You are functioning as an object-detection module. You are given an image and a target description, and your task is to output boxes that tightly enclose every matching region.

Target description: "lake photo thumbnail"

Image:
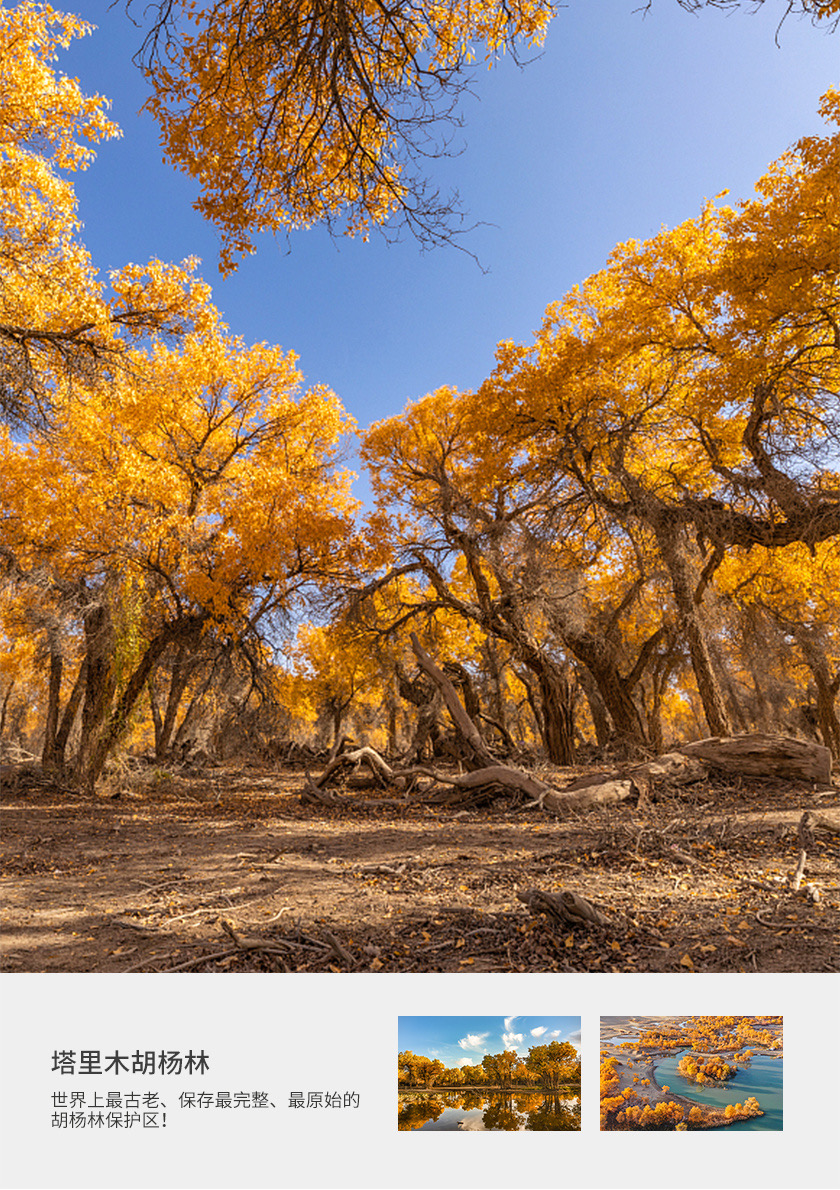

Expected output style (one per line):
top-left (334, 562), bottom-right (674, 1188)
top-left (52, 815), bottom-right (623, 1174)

top-left (399, 1014), bottom-right (581, 1132)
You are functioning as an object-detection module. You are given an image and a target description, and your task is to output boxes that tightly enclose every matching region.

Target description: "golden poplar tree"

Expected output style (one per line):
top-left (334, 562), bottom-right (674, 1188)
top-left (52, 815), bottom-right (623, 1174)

top-left (0, 4), bottom-right (213, 428)
top-left (1, 315), bottom-right (364, 787)
top-left (478, 89), bottom-right (840, 736)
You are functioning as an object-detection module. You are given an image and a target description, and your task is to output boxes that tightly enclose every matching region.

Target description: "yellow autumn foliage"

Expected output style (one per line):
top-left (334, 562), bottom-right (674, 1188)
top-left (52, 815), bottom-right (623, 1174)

top-left (139, 0), bottom-right (554, 270)
top-left (0, 4), bottom-right (220, 427)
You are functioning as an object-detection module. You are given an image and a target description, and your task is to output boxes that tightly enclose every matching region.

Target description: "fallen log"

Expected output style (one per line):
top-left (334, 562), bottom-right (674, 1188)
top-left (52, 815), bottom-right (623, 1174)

top-left (678, 733), bottom-right (832, 784)
top-left (301, 747), bottom-right (435, 802)
top-left (539, 776), bottom-right (637, 815)
top-left (445, 765), bottom-right (556, 800)
top-left (301, 710), bottom-right (834, 819)
top-left (421, 766), bottom-right (640, 814)
top-left (302, 750), bottom-right (640, 814)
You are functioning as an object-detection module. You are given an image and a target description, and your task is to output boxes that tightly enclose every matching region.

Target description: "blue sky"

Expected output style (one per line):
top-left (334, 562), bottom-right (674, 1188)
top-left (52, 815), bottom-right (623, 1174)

top-left (398, 1016), bottom-right (581, 1067)
top-left (62, 2), bottom-right (837, 442)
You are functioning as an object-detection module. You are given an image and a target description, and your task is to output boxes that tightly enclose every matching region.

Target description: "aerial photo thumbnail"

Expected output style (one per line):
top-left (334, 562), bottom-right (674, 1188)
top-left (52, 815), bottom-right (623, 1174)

top-left (600, 1016), bottom-right (782, 1131)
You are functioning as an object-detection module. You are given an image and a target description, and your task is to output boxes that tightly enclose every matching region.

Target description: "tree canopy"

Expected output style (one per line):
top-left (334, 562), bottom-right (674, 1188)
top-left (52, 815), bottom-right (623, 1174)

top-left (134, 0), bottom-right (555, 271)
top-left (0, 4), bottom-right (214, 428)
top-left (357, 88), bottom-right (839, 749)
top-left (0, 4), bottom-right (369, 785)
top-left (129, 0), bottom-right (837, 270)
top-left (0, 312), bottom-right (365, 785)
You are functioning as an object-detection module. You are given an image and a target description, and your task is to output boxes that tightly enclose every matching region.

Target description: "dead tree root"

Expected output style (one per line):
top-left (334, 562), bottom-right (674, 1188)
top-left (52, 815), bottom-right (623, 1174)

top-left (517, 887), bottom-right (612, 929)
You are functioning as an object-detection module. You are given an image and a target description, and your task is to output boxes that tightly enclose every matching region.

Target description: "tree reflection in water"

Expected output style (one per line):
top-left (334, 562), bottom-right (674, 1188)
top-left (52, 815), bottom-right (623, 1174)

top-left (397, 1097), bottom-right (446, 1130)
top-left (398, 1091), bottom-right (581, 1131)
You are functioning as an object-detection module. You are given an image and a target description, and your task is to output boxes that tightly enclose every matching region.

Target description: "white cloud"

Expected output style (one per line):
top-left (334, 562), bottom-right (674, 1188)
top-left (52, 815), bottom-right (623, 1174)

top-left (503, 1016), bottom-right (519, 1032)
top-left (456, 1057), bottom-right (478, 1068)
top-left (458, 1032), bottom-right (489, 1051)
top-left (530, 1026), bottom-right (548, 1037)
top-left (503, 1032), bottom-right (524, 1051)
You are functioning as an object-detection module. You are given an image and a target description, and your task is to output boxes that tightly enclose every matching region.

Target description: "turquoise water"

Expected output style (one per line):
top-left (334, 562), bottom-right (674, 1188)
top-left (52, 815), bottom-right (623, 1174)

top-left (653, 1050), bottom-right (783, 1131)
top-left (398, 1091), bottom-right (581, 1132)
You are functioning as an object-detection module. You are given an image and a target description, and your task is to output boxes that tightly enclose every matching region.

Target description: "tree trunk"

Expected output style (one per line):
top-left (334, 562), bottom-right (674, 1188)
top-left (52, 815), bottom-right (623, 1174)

top-left (386, 691), bottom-right (398, 754)
top-left (483, 638), bottom-right (509, 741)
top-left (74, 601), bottom-right (117, 786)
top-left (53, 658), bottom-right (86, 769)
top-left (655, 523), bottom-right (731, 736)
top-left (575, 666), bottom-right (612, 748)
top-left (0, 680), bottom-right (14, 740)
top-left (710, 636), bottom-right (749, 732)
top-left (410, 634), bottom-right (496, 769)
top-left (742, 605), bottom-right (772, 731)
top-left (327, 699), bottom-right (346, 753)
top-left (515, 666), bottom-right (541, 735)
top-left (443, 660), bottom-right (482, 724)
top-left (41, 648), bottom-right (63, 768)
top-left (173, 662), bottom-right (217, 748)
top-left (79, 618), bottom-right (203, 790)
top-left (560, 631), bottom-right (648, 748)
top-left (148, 675), bottom-right (163, 754)
top-left (645, 642), bottom-right (678, 757)
top-left (536, 664), bottom-right (575, 766)
top-left (794, 626), bottom-right (840, 761)
top-left (154, 643), bottom-right (193, 760)
top-left (157, 676), bottom-right (185, 759)
top-left (401, 689), bottom-right (442, 764)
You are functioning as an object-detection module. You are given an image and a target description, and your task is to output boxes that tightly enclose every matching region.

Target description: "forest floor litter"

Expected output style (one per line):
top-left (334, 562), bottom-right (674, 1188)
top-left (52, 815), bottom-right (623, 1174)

top-left (2, 761), bottom-right (838, 974)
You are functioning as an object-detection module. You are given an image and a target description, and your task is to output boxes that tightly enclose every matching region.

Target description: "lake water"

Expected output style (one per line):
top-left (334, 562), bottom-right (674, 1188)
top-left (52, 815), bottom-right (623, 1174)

top-left (653, 1050), bottom-right (783, 1131)
top-left (398, 1090), bottom-right (581, 1132)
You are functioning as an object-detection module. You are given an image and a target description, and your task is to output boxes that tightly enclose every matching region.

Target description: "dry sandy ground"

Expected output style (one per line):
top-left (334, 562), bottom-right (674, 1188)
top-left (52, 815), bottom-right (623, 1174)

top-left (2, 763), bottom-right (838, 973)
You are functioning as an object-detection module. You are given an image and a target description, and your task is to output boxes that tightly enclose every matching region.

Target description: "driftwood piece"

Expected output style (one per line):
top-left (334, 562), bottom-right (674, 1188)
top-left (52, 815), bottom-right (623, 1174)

top-left (517, 887), bottom-right (611, 928)
top-left (418, 765), bottom-right (558, 809)
top-left (441, 750), bottom-right (708, 816)
top-left (679, 733), bottom-right (832, 784)
top-left (427, 766), bottom-right (637, 814)
top-left (791, 847), bottom-right (808, 893)
top-left (799, 809), bottom-right (840, 836)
